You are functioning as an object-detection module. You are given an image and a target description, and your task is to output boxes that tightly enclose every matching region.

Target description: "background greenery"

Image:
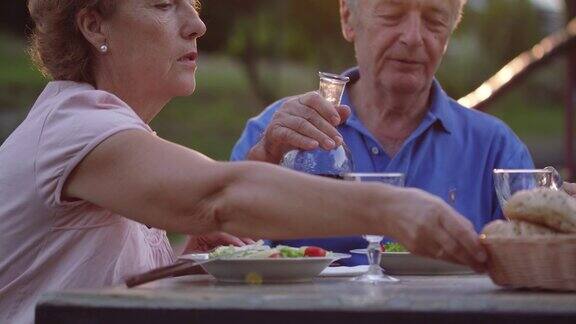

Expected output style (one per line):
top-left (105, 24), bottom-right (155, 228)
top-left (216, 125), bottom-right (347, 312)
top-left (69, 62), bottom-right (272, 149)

top-left (0, 0), bottom-right (570, 166)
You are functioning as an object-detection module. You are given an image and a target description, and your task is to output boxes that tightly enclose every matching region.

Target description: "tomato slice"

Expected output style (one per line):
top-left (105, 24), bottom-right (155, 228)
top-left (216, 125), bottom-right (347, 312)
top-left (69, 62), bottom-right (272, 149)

top-left (304, 246), bottom-right (327, 257)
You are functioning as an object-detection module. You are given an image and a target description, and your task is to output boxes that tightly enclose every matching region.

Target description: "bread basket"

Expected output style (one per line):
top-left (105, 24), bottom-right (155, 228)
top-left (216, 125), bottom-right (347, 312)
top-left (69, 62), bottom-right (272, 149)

top-left (482, 234), bottom-right (576, 291)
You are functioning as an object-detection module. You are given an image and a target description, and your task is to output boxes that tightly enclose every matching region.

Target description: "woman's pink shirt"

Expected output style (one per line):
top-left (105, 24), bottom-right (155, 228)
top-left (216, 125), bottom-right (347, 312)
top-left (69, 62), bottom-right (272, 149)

top-left (0, 81), bottom-right (175, 323)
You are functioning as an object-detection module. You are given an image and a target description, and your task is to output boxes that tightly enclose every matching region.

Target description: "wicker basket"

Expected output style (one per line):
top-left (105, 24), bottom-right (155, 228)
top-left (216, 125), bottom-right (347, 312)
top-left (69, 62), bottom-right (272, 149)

top-left (481, 235), bottom-right (576, 291)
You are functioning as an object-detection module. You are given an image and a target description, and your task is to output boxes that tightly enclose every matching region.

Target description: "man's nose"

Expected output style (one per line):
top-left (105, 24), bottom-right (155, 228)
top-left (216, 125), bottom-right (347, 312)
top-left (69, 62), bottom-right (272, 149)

top-left (399, 14), bottom-right (424, 49)
top-left (181, 5), bottom-right (207, 40)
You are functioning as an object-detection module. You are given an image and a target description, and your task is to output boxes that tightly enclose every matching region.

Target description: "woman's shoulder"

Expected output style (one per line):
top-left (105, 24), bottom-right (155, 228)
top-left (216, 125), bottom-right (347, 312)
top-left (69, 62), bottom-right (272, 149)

top-left (37, 81), bottom-right (147, 129)
top-left (45, 81), bottom-right (131, 113)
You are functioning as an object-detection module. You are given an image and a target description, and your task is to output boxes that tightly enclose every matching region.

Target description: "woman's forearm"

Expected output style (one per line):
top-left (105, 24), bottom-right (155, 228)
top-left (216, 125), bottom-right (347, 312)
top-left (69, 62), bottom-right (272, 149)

top-left (199, 161), bottom-right (396, 240)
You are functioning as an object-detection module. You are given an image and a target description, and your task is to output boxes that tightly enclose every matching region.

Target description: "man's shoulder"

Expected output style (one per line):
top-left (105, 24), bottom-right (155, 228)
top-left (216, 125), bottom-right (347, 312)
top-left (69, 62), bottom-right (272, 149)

top-left (447, 98), bottom-right (514, 136)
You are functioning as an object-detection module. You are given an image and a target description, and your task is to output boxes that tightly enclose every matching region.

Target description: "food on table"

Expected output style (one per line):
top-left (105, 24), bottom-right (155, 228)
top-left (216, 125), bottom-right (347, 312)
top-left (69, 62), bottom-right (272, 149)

top-left (382, 242), bottom-right (407, 252)
top-left (481, 219), bottom-right (559, 237)
top-left (503, 188), bottom-right (576, 233)
top-left (209, 241), bottom-right (329, 259)
top-left (481, 188), bottom-right (576, 291)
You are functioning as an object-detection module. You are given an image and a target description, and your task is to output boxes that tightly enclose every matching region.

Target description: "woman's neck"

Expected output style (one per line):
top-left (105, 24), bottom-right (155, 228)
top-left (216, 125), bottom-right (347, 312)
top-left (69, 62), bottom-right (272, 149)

top-left (94, 71), bottom-right (168, 124)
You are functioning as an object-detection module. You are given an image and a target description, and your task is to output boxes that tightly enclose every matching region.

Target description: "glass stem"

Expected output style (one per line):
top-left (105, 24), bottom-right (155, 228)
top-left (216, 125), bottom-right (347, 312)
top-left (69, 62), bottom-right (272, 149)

top-left (366, 242), bottom-right (382, 275)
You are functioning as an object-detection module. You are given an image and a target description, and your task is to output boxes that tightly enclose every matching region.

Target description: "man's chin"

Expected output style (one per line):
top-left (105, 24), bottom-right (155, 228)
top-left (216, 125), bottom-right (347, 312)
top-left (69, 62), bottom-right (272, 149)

top-left (382, 76), bottom-right (428, 94)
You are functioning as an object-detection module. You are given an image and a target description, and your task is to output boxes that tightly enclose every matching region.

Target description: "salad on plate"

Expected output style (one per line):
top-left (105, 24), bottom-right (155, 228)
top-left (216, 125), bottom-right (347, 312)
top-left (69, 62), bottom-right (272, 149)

top-left (209, 241), bottom-right (329, 259)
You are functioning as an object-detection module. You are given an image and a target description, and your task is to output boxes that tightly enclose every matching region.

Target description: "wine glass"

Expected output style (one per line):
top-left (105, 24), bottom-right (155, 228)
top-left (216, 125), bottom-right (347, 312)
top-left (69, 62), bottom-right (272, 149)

top-left (280, 72), bottom-right (353, 178)
top-left (344, 173), bottom-right (405, 283)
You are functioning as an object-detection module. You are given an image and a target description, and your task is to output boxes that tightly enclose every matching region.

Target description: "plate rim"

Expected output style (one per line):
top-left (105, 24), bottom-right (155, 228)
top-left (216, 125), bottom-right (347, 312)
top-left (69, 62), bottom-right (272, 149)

top-left (180, 252), bottom-right (350, 262)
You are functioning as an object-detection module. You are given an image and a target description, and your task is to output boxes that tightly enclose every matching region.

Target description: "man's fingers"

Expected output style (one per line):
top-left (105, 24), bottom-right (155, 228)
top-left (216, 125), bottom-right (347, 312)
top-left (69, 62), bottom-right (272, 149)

top-left (563, 182), bottom-right (576, 197)
top-left (273, 126), bottom-right (319, 151)
top-left (298, 92), bottom-right (341, 125)
top-left (282, 116), bottom-right (337, 150)
top-left (288, 108), bottom-right (343, 147)
top-left (337, 105), bottom-right (352, 123)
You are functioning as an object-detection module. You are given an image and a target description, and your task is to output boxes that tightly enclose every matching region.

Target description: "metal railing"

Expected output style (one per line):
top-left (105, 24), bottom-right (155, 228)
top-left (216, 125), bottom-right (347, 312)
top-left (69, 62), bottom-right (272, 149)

top-left (458, 16), bottom-right (576, 179)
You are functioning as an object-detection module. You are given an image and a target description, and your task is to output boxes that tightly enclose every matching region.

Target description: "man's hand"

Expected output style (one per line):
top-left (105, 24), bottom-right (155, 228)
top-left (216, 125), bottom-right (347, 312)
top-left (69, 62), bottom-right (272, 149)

top-left (383, 188), bottom-right (488, 273)
top-left (183, 232), bottom-right (255, 254)
top-left (563, 182), bottom-right (576, 198)
top-left (247, 91), bottom-right (351, 164)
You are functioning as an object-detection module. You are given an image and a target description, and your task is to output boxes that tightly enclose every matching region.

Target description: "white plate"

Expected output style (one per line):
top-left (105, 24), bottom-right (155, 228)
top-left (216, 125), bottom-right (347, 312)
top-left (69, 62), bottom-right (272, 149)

top-left (351, 250), bottom-right (473, 275)
top-left (320, 265), bottom-right (369, 277)
top-left (180, 253), bottom-right (350, 283)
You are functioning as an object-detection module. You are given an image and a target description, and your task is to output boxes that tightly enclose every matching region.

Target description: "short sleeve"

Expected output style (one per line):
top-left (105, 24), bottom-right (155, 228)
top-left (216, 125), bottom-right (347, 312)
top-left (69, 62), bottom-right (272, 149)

top-left (229, 99), bottom-right (287, 161)
top-left (34, 89), bottom-right (151, 208)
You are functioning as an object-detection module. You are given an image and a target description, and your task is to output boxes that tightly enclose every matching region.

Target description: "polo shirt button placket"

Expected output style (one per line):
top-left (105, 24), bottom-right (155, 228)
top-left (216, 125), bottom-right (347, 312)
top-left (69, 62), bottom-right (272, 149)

top-left (371, 147), bottom-right (380, 155)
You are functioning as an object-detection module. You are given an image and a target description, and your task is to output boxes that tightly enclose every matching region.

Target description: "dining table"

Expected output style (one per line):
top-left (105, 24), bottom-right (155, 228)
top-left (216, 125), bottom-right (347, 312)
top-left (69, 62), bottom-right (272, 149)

top-left (36, 274), bottom-right (576, 324)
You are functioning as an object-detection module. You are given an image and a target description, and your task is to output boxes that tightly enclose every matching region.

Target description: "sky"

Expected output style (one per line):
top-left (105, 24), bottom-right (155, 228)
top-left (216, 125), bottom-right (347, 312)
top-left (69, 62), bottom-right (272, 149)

top-left (531, 0), bottom-right (564, 11)
top-left (469, 0), bottom-right (564, 12)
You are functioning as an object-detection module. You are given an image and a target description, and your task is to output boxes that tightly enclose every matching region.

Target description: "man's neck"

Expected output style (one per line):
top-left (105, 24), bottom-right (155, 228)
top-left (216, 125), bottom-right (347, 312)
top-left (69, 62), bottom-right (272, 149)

top-left (349, 78), bottom-right (432, 157)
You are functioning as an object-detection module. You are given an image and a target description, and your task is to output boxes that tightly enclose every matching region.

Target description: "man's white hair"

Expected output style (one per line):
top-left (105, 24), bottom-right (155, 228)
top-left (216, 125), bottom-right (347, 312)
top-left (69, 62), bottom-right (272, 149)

top-left (346, 0), bottom-right (468, 28)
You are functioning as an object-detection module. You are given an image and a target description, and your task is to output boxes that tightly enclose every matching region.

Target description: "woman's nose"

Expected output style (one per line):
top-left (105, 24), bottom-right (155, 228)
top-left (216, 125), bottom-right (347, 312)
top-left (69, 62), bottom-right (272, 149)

top-left (181, 6), bottom-right (207, 40)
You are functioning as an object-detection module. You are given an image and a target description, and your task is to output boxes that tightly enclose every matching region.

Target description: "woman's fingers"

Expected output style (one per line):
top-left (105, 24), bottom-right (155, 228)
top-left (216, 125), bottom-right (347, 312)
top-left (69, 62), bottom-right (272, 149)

top-left (241, 238), bottom-right (257, 245)
top-left (215, 232), bottom-right (247, 247)
top-left (434, 222), bottom-right (486, 272)
top-left (441, 213), bottom-right (487, 263)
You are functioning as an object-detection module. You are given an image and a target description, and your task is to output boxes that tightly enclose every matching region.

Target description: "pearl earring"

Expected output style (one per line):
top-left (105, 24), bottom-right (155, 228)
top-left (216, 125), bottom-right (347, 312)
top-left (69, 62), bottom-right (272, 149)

top-left (99, 44), bottom-right (109, 53)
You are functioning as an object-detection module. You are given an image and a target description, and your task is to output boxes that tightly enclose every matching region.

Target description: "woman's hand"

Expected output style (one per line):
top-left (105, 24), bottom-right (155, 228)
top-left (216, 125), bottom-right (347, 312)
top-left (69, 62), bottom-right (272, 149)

top-left (183, 232), bottom-right (255, 254)
top-left (247, 92), bottom-right (351, 163)
top-left (383, 188), bottom-right (488, 273)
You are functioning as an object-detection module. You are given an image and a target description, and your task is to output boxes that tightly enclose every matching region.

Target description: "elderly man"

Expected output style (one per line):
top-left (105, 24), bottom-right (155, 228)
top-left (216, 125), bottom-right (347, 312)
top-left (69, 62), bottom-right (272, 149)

top-left (231, 0), bottom-right (534, 265)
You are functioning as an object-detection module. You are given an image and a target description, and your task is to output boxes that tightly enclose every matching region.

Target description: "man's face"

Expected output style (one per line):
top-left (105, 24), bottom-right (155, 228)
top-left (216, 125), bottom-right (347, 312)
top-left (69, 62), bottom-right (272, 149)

top-left (342, 0), bottom-right (456, 95)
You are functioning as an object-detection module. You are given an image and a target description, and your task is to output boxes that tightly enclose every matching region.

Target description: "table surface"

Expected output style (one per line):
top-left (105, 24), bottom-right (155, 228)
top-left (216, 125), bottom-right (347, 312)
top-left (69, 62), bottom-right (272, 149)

top-left (37, 275), bottom-right (576, 324)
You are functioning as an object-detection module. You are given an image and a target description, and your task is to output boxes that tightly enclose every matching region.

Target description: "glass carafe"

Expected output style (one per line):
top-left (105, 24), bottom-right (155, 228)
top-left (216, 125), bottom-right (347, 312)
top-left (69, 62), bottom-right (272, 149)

top-left (280, 72), bottom-right (354, 178)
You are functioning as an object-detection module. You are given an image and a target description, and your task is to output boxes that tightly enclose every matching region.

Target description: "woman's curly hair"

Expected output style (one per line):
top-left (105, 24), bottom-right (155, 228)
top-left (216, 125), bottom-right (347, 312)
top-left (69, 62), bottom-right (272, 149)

top-left (27, 0), bottom-right (117, 85)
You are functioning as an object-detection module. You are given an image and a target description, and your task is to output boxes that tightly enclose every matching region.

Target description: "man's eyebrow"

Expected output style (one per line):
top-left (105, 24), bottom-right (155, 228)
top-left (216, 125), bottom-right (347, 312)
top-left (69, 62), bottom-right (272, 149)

top-left (423, 1), bottom-right (452, 17)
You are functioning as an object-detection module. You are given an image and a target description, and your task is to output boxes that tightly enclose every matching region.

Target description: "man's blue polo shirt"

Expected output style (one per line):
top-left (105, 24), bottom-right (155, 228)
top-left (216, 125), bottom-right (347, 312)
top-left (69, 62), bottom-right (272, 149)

top-left (230, 68), bottom-right (534, 266)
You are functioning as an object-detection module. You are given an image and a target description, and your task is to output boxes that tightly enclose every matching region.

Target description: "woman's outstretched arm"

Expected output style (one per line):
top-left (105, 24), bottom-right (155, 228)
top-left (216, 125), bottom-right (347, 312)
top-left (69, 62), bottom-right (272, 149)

top-left (64, 130), bottom-right (486, 271)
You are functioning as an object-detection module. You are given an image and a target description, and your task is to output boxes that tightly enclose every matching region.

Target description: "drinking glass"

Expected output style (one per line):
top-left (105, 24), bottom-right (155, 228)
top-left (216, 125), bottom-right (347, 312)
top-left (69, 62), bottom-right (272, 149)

top-left (493, 167), bottom-right (562, 214)
top-left (280, 72), bottom-right (353, 178)
top-left (344, 173), bottom-right (405, 283)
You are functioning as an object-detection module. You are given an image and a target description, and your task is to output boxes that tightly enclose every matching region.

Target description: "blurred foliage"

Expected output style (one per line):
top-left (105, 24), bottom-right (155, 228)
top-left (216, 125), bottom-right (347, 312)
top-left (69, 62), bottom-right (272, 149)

top-left (0, 0), bottom-right (571, 166)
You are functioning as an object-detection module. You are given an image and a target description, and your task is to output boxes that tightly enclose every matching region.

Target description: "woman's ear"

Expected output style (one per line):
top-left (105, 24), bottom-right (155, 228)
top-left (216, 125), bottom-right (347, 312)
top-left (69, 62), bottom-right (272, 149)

top-left (339, 0), bottom-right (357, 43)
top-left (76, 8), bottom-right (108, 51)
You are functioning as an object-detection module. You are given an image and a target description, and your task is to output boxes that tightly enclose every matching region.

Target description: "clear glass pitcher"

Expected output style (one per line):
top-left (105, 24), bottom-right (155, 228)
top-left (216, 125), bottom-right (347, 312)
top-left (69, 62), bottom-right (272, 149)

top-left (280, 72), bottom-right (354, 178)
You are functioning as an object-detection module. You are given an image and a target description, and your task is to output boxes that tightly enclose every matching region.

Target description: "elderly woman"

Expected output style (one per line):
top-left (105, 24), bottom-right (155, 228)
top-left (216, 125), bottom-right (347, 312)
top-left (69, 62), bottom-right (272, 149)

top-left (0, 1), bottom-right (486, 322)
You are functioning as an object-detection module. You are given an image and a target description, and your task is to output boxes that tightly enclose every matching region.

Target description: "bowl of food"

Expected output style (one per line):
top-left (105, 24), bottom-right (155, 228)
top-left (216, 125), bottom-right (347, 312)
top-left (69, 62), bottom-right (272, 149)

top-left (352, 243), bottom-right (473, 275)
top-left (181, 242), bottom-right (349, 283)
top-left (481, 188), bottom-right (576, 291)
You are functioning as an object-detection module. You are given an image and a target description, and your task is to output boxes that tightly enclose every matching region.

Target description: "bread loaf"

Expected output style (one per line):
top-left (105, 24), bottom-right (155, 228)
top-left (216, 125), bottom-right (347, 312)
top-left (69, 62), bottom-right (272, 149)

top-left (482, 219), bottom-right (559, 238)
top-left (503, 189), bottom-right (576, 233)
